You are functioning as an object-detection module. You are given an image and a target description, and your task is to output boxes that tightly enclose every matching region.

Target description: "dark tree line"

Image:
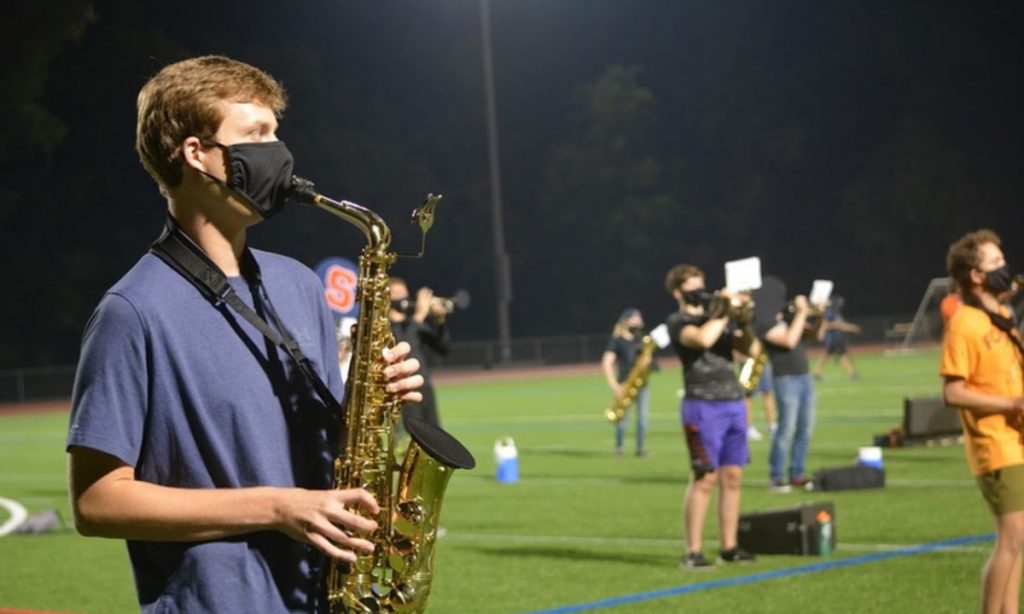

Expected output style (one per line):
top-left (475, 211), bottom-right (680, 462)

top-left (2, 1), bottom-right (1023, 367)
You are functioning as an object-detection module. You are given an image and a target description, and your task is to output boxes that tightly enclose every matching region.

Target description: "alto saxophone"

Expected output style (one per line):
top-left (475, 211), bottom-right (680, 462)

top-left (288, 177), bottom-right (476, 613)
top-left (605, 335), bottom-right (656, 422)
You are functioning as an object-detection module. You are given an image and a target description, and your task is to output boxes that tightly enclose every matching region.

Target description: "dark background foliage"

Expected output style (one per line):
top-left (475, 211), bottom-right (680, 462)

top-left (2, 1), bottom-right (1023, 366)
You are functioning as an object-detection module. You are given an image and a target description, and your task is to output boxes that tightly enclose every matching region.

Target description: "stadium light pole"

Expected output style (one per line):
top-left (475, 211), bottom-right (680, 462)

top-left (479, 0), bottom-right (512, 363)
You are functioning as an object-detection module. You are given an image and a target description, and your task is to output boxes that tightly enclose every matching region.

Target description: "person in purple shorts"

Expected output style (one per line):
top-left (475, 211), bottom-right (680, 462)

top-left (664, 264), bottom-right (759, 569)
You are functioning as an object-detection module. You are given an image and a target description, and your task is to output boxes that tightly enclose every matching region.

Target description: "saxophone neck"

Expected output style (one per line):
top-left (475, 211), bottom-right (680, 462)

top-left (318, 195), bottom-right (393, 253)
top-left (287, 176), bottom-right (392, 252)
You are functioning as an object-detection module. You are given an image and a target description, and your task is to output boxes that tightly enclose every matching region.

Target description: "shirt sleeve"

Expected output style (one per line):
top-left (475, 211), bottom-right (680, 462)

top-left (940, 320), bottom-right (972, 380)
top-left (66, 293), bottom-right (149, 466)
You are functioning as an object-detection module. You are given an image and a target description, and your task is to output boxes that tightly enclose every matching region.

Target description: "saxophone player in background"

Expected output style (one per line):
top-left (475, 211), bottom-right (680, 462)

top-left (755, 276), bottom-right (818, 493)
top-left (601, 308), bottom-right (657, 458)
top-left (66, 56), bottom-right (424, 614)
top-left (664, 264), bottom-right (758, 569)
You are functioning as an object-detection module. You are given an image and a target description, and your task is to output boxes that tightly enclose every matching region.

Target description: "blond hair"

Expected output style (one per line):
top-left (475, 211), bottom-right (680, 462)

top-left (135, 55), bottom-right (287, 192)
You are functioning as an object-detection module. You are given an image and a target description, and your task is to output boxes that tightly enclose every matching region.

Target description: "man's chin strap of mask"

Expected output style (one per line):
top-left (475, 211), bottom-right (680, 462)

top-left (196, 140), bottom-right (295, 220)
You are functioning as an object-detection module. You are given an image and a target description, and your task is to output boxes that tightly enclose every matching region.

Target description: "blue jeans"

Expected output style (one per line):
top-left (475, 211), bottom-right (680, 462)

top-left (616, 386), bottom-right (650, 452)
top-left (769, 373), bottom-right (816, 481)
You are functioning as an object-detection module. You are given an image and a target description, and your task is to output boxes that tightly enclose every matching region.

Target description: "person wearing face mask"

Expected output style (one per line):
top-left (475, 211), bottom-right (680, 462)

top-left (601, 308), bottom-right (657, 458)
top-left (389, 277), bottom-right (450, 428)
top-left (942, 229), bottom-right (1024, 614)
top-left (756, 277), bottom-right (818, 493)
top-left (65, 56), bottom-right (425, 613)
top-left (664, 264), bottom-right (758, 569)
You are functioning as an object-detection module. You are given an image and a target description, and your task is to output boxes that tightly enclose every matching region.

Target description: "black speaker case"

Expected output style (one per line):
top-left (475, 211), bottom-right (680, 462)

top-left (737, 501), bottom-right (836, 556)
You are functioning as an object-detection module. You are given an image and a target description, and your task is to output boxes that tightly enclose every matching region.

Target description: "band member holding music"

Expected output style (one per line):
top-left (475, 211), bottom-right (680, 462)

top-left (389, 277), bottom-right (451, 427)
top-left (757, 278), bottom-right (817, 493)
top-left (941, 229), bottom-right (1024, 614)
top-left (65, 56), bottom-right (424, 613)
top-left (812, 295), bottom-right (861, 380)
top-left (665, 264), bottom-right (757, 568)
top-left (601, 308), bottom-right (656, 458)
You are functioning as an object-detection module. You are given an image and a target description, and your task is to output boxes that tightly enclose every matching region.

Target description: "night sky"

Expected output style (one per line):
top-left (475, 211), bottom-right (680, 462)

top-left (3, 1), bottom-right (1024, 367)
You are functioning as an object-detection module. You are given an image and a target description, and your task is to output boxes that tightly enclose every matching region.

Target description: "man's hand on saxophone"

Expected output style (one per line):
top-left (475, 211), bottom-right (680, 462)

top-left (382, 340), bottom-right (425, 403)
top-left (275, 487), bottom-right (381, 563)
top-left (277, 340), bottom-right (425, 562)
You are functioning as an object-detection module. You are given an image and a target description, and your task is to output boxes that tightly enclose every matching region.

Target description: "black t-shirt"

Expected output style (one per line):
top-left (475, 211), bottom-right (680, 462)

top-left (606, 334), bottom-right (642, 382)
top-left (756, 318), bottom-right (809, 376)
top-left (666, 311), bottom-right (744, 401)
top-left (390, 317), bottom-right (449, 384)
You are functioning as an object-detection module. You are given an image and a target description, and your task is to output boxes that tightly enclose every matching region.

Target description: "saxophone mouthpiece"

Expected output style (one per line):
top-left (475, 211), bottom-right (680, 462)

top-left (287, 175), bottom-right (319, 206)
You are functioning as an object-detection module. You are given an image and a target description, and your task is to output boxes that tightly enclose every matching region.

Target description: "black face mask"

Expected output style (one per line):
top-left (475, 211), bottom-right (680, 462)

top-left (391, 298), bottom-right (414, 315)
top-left (200, 140), bottom-right (295, 219)
top-left (984, 264), bottom-right (1014, 294)
top-left (682, 289), bottom-right (712, 307)
top-left (628, 325), bottom-right (644, 335)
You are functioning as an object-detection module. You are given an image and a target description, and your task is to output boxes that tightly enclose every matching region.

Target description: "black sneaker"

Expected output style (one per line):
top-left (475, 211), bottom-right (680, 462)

top-left (718, 547), bottom-right (756, 564)
top-left (680, 551), bottom-right (713, 569)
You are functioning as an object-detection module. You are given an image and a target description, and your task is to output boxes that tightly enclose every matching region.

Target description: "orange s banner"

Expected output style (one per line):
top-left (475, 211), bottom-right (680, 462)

top-left (315, 257), bottom-right (359, 318)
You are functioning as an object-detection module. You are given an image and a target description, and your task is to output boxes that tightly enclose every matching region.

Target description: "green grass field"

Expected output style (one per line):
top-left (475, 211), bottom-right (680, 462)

top-left (0, 348), bottom-right (996, 613)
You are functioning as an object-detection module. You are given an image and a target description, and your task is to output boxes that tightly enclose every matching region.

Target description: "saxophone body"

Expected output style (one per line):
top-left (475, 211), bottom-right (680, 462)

top-left (288, 178), bottom-right (475, 613)
top-left (727, 296), bottom-right (768, 394)
top-left (605, 335), bottom-right (656, 423)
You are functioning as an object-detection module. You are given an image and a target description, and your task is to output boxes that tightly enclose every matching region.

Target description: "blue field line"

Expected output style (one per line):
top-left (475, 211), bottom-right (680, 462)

top-left (521, 533), bottom-right (994, 614)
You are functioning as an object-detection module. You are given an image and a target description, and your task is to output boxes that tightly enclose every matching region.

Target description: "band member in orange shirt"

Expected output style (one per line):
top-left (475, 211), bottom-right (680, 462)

top-left (941, 229), bottom-right (1024, 614)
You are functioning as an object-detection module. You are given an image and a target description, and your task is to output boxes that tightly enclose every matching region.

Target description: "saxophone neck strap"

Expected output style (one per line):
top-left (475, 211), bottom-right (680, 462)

top-left (150, 216), bottom-right (342, 417)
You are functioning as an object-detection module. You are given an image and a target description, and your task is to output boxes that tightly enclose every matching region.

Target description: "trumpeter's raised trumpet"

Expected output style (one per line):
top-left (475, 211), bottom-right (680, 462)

top-left (432, 289), bottom-right (471, 314)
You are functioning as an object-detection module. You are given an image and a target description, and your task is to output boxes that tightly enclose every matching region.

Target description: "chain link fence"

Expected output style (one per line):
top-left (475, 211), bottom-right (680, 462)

top-left (0, 313), bottom-right (914, 404)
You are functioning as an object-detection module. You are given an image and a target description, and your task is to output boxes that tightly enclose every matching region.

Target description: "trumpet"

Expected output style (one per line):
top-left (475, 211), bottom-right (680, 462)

top-left (431, 289), bottom-right (471, 314)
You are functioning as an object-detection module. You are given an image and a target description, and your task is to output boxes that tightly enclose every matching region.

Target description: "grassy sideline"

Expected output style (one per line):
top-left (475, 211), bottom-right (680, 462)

top-left (0, 348), bottom-right (994, 613)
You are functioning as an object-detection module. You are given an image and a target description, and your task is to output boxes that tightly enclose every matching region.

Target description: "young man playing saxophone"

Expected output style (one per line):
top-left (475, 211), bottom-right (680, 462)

top-left (942, 229), bottom-right (1024, 614)
top-left (66, 56), bottom-right (424, 613)
top-left (665, 264), bottom-right (757, 568)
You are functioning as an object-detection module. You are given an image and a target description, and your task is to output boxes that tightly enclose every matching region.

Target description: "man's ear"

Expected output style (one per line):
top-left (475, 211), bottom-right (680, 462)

top-left (180, 136), bottom-right (207, 172)
top-left (672, 288), bottom-right (683, 302)
top-left (969, 268), bottom-right (985, 288)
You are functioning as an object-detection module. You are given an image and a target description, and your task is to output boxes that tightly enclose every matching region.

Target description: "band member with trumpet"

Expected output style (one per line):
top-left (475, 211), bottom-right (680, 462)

top-left (664, 264), bottom-right (758, 569)
top-left (65, 56), bottom-right (424, 613)
top-left (755, 276), bottom-right (818, 493)
top-left (601, 308), bottom-right (657, 458)
top-left (389, 277), bottom-right (453, 427)
top-left (941, 229), bottom-right (1024, 614)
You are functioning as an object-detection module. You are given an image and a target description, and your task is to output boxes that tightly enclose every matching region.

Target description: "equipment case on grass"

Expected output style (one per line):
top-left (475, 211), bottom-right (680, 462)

top-left (738, 501), bottom-right (836, 556)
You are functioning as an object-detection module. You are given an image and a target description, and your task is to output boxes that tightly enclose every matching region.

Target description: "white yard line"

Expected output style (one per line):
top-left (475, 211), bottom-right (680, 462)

top-left (0, 496), bottom-right (28, 537)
